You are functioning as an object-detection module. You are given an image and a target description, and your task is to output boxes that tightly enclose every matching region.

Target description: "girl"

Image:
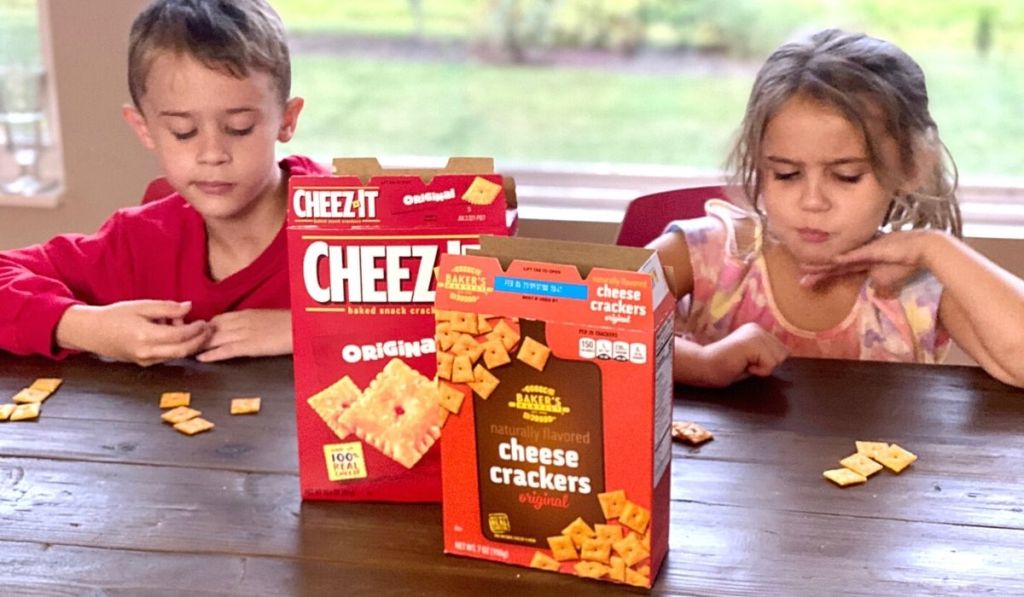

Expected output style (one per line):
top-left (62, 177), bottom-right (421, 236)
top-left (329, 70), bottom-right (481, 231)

top-left (649, 29), bottom-right (1024, 388)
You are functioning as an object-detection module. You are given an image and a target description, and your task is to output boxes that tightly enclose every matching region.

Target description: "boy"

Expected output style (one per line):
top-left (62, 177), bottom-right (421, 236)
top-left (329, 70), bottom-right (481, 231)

top-left (0, 0), bottom-right (327, 365)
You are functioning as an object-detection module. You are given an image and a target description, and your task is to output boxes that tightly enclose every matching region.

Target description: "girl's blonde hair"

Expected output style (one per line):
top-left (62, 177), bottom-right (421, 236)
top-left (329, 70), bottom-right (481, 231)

top-left (727, 29), bottom-right (962, 237)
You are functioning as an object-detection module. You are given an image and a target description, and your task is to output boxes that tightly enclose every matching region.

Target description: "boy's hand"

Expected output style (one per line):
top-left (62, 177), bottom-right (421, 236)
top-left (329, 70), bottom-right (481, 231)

top-left (196, 309), bottom-right (292, 362)
top-left (56, 300), bottom-right (210, 366)
top-left (685, 323), bottom-right (788, 387)
top-left (798, 230), bottom-right (934, 298)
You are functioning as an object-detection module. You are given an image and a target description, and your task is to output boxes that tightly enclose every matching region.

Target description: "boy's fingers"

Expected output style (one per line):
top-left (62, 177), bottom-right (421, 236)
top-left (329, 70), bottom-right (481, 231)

top-left (195, 344), bottom-right (239, 363)
top-left (133, 300), bottom-right (193, 319)
top-left (143, 325), bottom-right (211, 362)
top-left (148, 320), bottom-right (208, 345)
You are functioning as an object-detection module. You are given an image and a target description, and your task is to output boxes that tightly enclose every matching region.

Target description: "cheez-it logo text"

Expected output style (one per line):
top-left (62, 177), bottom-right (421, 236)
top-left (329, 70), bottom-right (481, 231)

top-left (293, 188), bottom-right (378, 219)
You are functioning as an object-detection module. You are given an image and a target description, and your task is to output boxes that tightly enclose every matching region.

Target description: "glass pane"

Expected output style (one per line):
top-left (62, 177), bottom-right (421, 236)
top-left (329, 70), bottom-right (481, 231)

top-left (0, 0), bottom-right (42, 68)
top-left (1, 0), bottom-right (61, 198)
top-left (276, 1), bottom-right (1024, 181)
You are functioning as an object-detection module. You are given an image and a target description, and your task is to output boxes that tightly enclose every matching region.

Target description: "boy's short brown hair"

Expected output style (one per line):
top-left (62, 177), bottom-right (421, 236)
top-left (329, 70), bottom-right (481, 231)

top-left (128, 0), bottom-right (291, 108)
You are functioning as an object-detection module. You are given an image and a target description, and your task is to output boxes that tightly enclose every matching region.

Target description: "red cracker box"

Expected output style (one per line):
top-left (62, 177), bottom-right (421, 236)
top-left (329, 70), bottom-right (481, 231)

top-left (287, 158), bottom-right (517, 502)
top-left (435, 236), bottom-right (674, 588)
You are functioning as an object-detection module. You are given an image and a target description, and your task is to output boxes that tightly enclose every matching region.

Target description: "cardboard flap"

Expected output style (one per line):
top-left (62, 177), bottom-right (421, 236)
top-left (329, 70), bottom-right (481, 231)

top-left (472, 235), bottom-right (655, 278)
top-left (332, 157), bottom-right (495, 184)
top-left (502, 176), bottom-right (517, 209)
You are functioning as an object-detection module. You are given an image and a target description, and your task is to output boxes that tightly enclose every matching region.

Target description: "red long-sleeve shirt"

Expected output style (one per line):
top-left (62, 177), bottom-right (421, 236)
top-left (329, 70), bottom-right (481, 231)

top-left (0, 155), bottom-right (327, 358)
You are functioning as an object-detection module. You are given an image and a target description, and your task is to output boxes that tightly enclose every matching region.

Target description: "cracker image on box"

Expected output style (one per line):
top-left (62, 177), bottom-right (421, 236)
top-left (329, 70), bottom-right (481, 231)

top-left (436, 236), bottom-right (674, 588)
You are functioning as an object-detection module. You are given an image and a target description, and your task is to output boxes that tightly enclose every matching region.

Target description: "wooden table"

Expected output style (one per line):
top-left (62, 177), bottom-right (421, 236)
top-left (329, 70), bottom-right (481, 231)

top-left (2, 354), bottom-right (1022, 595)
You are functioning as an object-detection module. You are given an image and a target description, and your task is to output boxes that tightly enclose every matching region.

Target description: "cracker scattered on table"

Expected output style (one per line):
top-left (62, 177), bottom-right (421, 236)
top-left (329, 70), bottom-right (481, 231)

top-left (855, 440), bottom-right (889, 460)
top-left (10, 402), bottom-right (41, 422)
top-left (13, 387), bottom-right (50, 404)
top-left (230, 397), bottom-right (261, 415)
top-left (30, 378), bottom-right (63, 393)
top-left (173, 416), bottom-right (215, 436)
top-left (160, 392), bottom-right (191, 409)
top-left (840, 452), bottom-right (883, 477)
top-left (872, 443), bottom-right (918, 473)
top-left (161, 406), bottom-right (202, 425)
top-left (671, 420), bottom-right (713, 445)
top-left (823, 467), bottom-right (867, 487)
top-left (0, 403), bottom-right (18, 421)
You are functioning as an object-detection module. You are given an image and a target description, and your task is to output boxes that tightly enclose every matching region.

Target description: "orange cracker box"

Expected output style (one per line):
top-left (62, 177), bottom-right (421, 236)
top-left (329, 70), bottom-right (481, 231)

top-left (436, 236), bottom-right (674, 588)
top-left (287, 158), bottom-right (517, 502)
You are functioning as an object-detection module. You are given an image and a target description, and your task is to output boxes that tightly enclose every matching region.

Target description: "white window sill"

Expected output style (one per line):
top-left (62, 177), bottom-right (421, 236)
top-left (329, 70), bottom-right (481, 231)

top-left (0, 189), bottom-right (63, 208)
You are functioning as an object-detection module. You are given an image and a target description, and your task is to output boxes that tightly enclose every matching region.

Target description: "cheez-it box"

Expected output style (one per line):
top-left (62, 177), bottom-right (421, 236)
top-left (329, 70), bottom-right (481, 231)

top-left (287, 158), bottom-right (517, 502)
top-left (435, 236), bottom-right (674, 588)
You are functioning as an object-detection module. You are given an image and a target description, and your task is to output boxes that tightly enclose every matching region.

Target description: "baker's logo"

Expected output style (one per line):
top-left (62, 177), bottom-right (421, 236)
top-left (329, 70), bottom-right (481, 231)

top-left (509, 385), bottom-right (569, 424)
top-left (439, 265), bottom-right (492, 304)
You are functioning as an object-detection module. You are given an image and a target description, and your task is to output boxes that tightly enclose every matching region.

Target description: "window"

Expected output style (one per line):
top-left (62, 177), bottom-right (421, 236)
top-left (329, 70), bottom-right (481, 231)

top-left (276, 0), bottom-right (1024, 237)
top-left (0, 0), bottom-right (62, 204)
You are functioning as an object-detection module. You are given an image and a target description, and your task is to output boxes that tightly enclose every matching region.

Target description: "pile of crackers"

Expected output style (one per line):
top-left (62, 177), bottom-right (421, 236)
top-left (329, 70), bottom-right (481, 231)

top-left (823, 440), bottom-right (917, 487)
top-left (0, 378), bottom-right (62, 422)
top-left (160, 391), bottom-right (260, 436)
top-left (528, 489), bottom-right (653, 587)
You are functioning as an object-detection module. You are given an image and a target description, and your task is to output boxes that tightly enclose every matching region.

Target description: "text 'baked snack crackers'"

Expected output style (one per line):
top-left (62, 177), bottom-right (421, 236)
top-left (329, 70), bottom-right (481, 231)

top-left (436, 236), bottom-right (674, 588)
top-left (287, 158), bottom-right (517, 502)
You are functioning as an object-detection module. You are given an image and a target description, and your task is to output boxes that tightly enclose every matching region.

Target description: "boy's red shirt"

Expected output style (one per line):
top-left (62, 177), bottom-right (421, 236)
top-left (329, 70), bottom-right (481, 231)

top-left (0, 155), bottom-right (328, 359)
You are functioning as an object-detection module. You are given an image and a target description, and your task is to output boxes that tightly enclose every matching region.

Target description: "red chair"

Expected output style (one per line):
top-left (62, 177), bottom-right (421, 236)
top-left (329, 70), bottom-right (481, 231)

top-left (141, 177), bottom-right (176, 204)
top-left (615, 185), bottom-right (727, 247)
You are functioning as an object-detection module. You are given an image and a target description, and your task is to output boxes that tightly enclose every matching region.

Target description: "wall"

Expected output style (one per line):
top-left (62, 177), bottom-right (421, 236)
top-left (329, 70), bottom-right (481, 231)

top-left (0, 0), bottom-right (159, 250)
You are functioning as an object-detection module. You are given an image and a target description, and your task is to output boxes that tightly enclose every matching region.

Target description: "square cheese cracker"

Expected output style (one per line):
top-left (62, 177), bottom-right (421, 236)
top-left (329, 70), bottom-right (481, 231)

top-left (339, 359), bottom-right (441, 469)
top-left (307, 376), bottom-right (362, 440)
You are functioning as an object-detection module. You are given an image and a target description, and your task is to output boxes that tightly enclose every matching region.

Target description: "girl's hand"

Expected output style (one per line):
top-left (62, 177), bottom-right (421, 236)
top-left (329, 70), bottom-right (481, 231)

top-left (196, 309), bottom-right (293, 362)
top-left (798, 230), bottom-right (935, 297)
top-left (685, 323), bottom-right (789, 387)
top-left (56, 300), bottom-right (211, 366)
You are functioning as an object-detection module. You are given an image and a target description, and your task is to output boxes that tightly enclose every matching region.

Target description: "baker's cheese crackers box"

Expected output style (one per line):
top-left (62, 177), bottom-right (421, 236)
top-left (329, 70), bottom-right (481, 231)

top-left (287, 158), bottom-right (517, 502)
top-left (436, 236), bottom-right (673, 588)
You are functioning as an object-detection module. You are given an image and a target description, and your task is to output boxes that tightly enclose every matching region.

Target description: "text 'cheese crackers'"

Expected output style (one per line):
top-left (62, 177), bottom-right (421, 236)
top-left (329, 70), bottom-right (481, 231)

top-left (287, 157), bottom-right (516, 502)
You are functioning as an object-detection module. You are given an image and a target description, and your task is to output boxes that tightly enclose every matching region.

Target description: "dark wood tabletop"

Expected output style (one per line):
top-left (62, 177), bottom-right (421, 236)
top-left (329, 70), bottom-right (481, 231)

top-left (2, 353), bottom-right (1022, 596)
